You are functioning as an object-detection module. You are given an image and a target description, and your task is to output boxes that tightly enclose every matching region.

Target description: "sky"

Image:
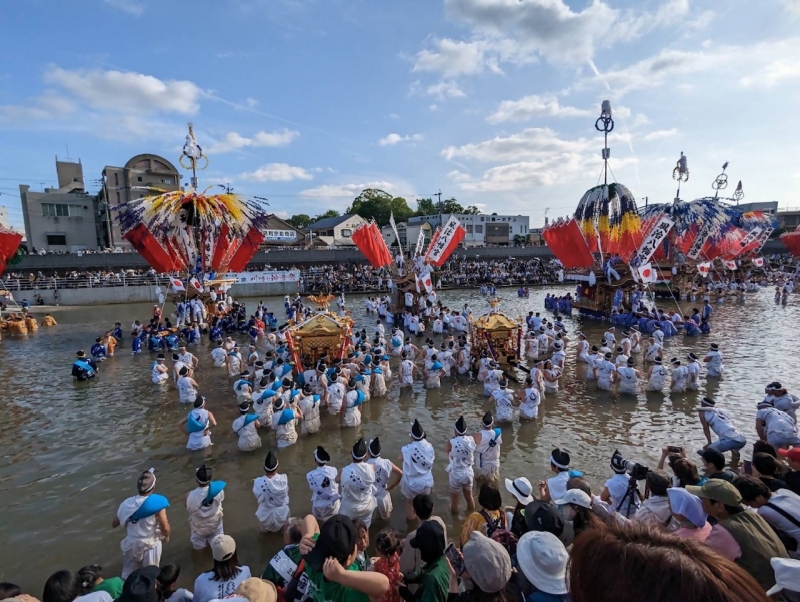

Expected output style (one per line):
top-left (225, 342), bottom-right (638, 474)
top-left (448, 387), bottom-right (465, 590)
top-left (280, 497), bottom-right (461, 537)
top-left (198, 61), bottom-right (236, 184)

top-left (1, 0), bottom-right (800, 231)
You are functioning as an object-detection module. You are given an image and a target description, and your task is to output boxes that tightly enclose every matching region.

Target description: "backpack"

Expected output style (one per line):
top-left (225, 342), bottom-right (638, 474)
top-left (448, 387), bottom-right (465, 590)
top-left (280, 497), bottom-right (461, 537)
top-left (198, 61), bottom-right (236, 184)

top-left (480, 509), bottom-right (518, 555)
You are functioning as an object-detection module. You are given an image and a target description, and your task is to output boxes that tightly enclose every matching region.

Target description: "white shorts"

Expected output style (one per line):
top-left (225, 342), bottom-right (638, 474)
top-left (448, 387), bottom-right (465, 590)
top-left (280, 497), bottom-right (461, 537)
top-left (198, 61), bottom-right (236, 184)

top-left (448, 471), bottom-right (474, 494)
top-left (190, 522), bottom-right (224, 550)
top-left (400, 476), bottom-right (432, 500)
top-left (374, 494), bottom-right (393, 520)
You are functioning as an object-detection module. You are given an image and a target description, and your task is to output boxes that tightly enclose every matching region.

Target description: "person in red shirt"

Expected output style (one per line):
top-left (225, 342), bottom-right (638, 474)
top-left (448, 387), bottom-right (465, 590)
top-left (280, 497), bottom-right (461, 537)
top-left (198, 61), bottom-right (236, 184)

top-left (372, 529), bottom-right (402, 602)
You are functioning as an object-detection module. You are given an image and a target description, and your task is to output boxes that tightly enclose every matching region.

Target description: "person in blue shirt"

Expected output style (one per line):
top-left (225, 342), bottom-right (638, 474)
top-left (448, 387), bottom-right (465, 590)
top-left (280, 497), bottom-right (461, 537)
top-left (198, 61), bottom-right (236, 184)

top-left (684, 319), bottom-right (701, 336)
top-left (148, 333), bottom-right (164, 352)
top-left (209, 323), bottom-right (223, 342)
top-left (700, 317), bottom-right (711, 334)
top-left (112, 322), bottom-right (124, 343)
top-left (187, 323), bottom-right (200, 344)
top-left (132, 333), bottom-right (144, 355)
top-left (91, 337), bottom-right (107, 361)
top-left (72, 350), bottom-right (98, 381)
top-left (165, 332), bottom-right (180, 351)
top-left (702, 300), bottom-right (713, 320)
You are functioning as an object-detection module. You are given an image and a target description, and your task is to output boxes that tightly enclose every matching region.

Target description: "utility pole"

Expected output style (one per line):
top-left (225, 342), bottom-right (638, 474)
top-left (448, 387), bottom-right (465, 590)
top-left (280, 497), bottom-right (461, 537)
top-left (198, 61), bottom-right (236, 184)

top-left (434, 189), bottom-right (443, 227)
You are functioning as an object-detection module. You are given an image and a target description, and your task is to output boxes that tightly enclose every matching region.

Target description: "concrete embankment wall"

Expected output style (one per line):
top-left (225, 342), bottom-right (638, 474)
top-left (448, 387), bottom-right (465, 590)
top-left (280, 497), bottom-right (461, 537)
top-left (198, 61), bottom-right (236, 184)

top-left (29, 281), bottom-right (300, 306)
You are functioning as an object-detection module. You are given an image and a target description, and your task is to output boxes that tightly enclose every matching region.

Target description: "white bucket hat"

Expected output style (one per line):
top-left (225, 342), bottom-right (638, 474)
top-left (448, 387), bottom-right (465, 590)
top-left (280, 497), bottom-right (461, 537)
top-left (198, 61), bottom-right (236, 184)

top-left (767, 558), bottom-right (800, 597)
top-left (554, 489), bottom-right (592, 509)
top-left (516, 531), bottom-right (568, 596)
top-left (505, 477), bottom-right (534, 505)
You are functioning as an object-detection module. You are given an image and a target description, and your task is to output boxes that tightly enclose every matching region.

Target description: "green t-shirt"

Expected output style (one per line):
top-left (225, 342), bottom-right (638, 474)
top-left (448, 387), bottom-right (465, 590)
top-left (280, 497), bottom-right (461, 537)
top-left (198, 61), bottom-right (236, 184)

top-left (93, 577), bottom-right (124, 599)
top-left (417, 556), bottom-right (450, 602)
top-left (304, 535), bottom-right (369, 602)
top-left (262, 544), bottom-right (303, 586)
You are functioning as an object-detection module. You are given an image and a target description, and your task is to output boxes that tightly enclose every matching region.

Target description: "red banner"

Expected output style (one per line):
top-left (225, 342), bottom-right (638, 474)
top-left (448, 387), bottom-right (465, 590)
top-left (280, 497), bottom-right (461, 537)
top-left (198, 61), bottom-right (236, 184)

top-left (542, 218), bottom-right (594, 269)
top-left (782, 229), bottom-right (800, 257)
top-left (425, 216), bottom-right (465, 267)
top-left (124, 223), bottom-right (179, 273)
top-left (227, 227), bottom-right (265, 272)
top-left (352, 222), bottom-right (392, 268)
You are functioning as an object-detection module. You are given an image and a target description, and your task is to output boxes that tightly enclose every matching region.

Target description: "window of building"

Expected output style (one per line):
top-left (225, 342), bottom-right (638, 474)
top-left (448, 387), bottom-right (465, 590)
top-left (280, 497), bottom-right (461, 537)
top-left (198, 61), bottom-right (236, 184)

top-left (480, 217), bottom-right (485, 222)
top-left (341, 229), bottom-right (352, 238)
top-left (475, 225), bottom-right (484, 234)
top-left (465, 225), bottom-right (473, 234)
top-left (41, 203), bottom-right (82, 217)
top-left (46, 234), bottom-right (67, 246)
top-left (161, 178), bottom-right (172, 184)
top-left (137, 176), bottom-right (143, 182)
top-left (492, 217), bottom-right (496, 222)
top-left (114, 173), bottom-right (119, 186)
top-left (72, 177), bottom-right (79, 182)
top-left (116, 191), bottom-right (121, 203)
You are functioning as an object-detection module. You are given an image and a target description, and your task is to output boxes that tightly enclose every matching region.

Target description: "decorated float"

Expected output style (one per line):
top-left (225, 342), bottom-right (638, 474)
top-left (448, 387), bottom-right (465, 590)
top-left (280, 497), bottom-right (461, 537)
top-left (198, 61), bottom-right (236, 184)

top-left (117, 124), bottom-right (270, 309)
top-left (781, 227), bottom-right (800, 257)
top-left (468, 297), bottom-right (522, 367)
top-left (543, 102), bottom-right (776, 320)
top-left (285, 294), bottom-right (354, 368)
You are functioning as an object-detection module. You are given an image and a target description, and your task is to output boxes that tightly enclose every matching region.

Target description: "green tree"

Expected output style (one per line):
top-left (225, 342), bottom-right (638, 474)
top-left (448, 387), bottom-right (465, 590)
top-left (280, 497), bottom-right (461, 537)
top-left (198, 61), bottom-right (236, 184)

top-left (416, 198), bottom-right (437, 215)
top-left (463, 205), bottom-right (481, 215)
top-left (346, 188), bottom-right (413, 226)
top-left (313, 209), bottom-right (340, 222)
top-left (287, 214), bottom-right (312, 228)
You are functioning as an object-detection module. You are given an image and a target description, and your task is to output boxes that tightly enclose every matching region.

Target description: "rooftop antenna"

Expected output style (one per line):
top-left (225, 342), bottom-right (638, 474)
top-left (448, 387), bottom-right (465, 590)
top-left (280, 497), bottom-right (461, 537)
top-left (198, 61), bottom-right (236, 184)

top-left (544, 207), bottom-right (550, 227)
top-left (672, 151), bottom-right (689, 202)
top-left (595, 100), bottom-right (614, 186)
top-left (712, 161), bottom-right (729, 199)
top-left (66, 144), bottom-right (71, 162)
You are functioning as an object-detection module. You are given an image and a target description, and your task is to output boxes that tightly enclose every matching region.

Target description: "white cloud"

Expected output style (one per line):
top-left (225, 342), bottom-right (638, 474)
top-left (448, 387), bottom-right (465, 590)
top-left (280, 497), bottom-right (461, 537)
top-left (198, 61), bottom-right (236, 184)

top-left (642, 128), bottom-right (678, 141)
top-left (0, 94), bottom-right (75, 122)
top-left (740, 59), bottom-right (800, 88)
top-left (410, 80), bottom-right (465, 101)
top-left (440, 127), bottom-right (624, 163)
top-left (458, 155), bottom-right (585, 191)
top-left (239, 163), bottom-right (313, 182)
top-left (244, 97), bottom-right (259, 108)
top-left (488, 94), bottom-right (591, 123)
top-left (378, 133), bottom-right (423, 146)
top-left (784, 0), bottom-right (800, 14)
top-left (207, 129), bottom-right (300, 153)
top-left (622, 0), bottom-right (690, 38)
top-left (429, 104), bottom-right (440, 111)
top-left (389, 113), bottom-right (399, 119)
top-left (103, 0), bottom-right (145, 15)
top-left (413, 38), bottom-right (490, 77)
top-left (447, 170), bottom-right (471, 184)
top-left (44, 66), bottom-right (202, 114)
top-left (299, 180), bottom-right (415, 199)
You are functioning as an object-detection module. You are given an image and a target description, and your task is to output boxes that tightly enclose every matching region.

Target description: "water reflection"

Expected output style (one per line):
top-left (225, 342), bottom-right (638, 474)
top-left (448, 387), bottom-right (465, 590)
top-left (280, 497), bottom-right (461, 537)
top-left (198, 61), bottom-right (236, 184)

top-left (0, 287), bottom-right (797, 590)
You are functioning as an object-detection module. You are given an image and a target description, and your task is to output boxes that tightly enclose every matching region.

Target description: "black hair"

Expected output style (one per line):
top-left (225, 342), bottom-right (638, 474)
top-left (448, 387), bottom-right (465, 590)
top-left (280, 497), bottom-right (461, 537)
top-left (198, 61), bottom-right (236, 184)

top-left (353, 518), bottom-right (368, 534)
top-left (646, 470), bottom-right (671, 497)
top-left (567, 477), bottom-right (592, 496)
top-left (0, 583), bottom-right (21, 601)
top-left (752, 440), bottom-right (778, 458)
top-left (42, 571), bottom-right (80, 602)
top-left (478, 482), bottom-right (502, 511)
top-left (700, 449), bottom-right (726, 471)
top-left (733, 476), bottom-right (772, 504)
top-left (156, 564), bottom-right (181, 595)
top-left (76, 566), bottom-right (103, 595)
top-left (211, 552), bottom-right (242, 582)
top-left (413, 494), bottom-right (434, 520)
top-left (375, 529), bottom-right (401, 557)
top-left (752, 452), bottom-right (780, 477)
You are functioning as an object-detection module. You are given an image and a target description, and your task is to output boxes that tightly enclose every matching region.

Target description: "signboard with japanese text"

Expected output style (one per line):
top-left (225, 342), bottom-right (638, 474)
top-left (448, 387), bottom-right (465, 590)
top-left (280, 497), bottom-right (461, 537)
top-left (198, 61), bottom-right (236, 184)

top-left (222, 270), bottom-right (300, 283)
top-left (630, 217), bottom-right (674, 266)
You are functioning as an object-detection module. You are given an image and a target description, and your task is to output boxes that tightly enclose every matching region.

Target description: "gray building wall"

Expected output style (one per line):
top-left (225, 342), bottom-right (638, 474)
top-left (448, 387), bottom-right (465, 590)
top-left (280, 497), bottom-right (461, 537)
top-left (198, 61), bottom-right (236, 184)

top-left (19, 186), bottom-right (100, 253)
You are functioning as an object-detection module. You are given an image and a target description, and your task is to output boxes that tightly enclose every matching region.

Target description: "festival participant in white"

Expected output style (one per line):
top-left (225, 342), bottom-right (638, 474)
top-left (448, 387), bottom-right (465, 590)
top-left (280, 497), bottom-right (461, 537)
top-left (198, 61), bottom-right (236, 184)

top-left (338, 437), bottom-right (377, 528)
top-left (151, 354), bottom-right (169, 384)
top-left (670, 358), bottom-right (688, 394)
top-left (271, 397), bottom-right (301, 448)
top-left (518, 376), bottom-right (542, 420)
top-left (180, 395), bottom-right (215, 451)
top-left (232, 402), bottom-right (262, 452)
top-left (253, 451), bottom-right (289, 533)
top-left (210, 341), bottom-right (227, 367)
top-left (704, 343), bottom-right (724, 378)
top-left (112, 469), bottom-right (170, 578)
top-left (326, 372), bottom-right (345, 413)
top-left (367, 437), bottom-right (402, 521)
top-left (340, 379), bottom-right (364, 428)
top-left (297, 384), bottom-right (321, 434)
top-left (306, 446), bottom-right (341, 523)
top-left (186, 464), bottom-right (225, 550)
top-left (400, 420), bottom-right (435, 521)
top-left (446, 416), bottom-right (477, 513)
top-left (474, 411), bottom-right (502, 483)
top-left (697, 397), bottom-right (746, 458)
top-left (176, 367), bottom-right (199, 404)
top-left (756, 402), bottom-right (800, 450)
top-left (617, 358), bottom-right (642, 395)
top-left (399, 351), bottom-right (416, 388)
top-left (646, 357), bottom-right (668, 391)
top-left (491, 378), bottom-right (516, 423)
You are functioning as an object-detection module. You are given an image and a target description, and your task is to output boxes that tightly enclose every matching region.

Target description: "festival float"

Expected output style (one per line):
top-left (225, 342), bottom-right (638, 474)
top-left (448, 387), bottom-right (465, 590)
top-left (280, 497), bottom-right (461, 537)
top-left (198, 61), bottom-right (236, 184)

top-left (543, 102), bottom-right (776, 320)
top-left (780, 227), bottom-right (800, 257)
top-left (468, 297), bottom-right (522, 369)
top-left (284, 294), bottom-right (353, 368)
top-left (117, 123), bottom-right (270, 308)
top-left (0, 225), bottom-right (26, 336)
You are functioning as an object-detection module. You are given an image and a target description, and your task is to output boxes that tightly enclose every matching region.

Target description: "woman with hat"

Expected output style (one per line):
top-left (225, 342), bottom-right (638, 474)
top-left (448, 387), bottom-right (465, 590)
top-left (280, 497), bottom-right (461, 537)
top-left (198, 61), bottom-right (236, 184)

top-left (306, 446), bottom-right (341, 522)
top-left (704, 343), bottom-right (724, 378)
top-left (646, 356), bottom-right (667, 391)
top-left (446, 417), bottom-right (477, 513)
top-left (553, 489), bottom-right (601, 538)
top-left (368, 437), bottom-right (402, 521)
top-left (516, 531), bottom-right (569, 602)
top-left (112, 469), bottom-right (171, 578)
top-left (338, 437), bottom-right (377, 528)
top-left (475, 411), bottom-right (502, 483)
top-left (179, 396), bottom-right (215, 451)
top-left (186, 464), bottom-right (225, 550)
top-left (193, 534), bottom-right (252, 602)
top-left (504, 477), bottom-right (535, 538)
top-left (400, 420), bottom-right (435, 521)
top-left (666, 487), bottom-right (712, 541)
top-left (461, 531), bottom-right (514, 601)
top-left (253, 452), bottom-right (289, 533)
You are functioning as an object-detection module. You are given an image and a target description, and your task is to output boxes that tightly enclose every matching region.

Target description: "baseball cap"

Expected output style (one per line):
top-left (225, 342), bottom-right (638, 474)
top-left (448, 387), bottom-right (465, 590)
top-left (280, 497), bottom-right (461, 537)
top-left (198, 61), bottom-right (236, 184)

top-left (686, 479), bottom-right (742, 507)
top-left (553, 489), bottom-right (592, 509)
top-left (524, 501), bottom-right (574, 546)
top-left (303, 515), bottom-right (358, 571)
top-left (778, 448), bottom-right (800, 463)
top-left (210, 534), bottom-right (237, 562)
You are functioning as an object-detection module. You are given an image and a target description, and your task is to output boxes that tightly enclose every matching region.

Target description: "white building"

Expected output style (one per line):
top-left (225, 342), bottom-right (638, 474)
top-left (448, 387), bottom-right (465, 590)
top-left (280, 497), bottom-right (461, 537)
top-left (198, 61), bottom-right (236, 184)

top-left (407, 213), bottom-right (530, 247)
top-left (381, 220), bottom-right (433, 251)
top-left (303, 214), bottom-right (367, 247)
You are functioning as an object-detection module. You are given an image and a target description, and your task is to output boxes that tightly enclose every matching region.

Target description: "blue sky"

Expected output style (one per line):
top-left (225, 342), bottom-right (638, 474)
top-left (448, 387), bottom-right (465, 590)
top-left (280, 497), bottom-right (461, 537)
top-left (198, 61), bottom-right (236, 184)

top-left (2, 0), bottom-right (800, 231)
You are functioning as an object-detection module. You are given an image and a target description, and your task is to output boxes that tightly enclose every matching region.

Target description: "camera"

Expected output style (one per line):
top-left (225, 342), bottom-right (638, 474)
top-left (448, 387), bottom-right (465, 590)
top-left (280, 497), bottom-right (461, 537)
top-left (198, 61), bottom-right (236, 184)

top-left (613, 450), bottom-right (649, 481)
